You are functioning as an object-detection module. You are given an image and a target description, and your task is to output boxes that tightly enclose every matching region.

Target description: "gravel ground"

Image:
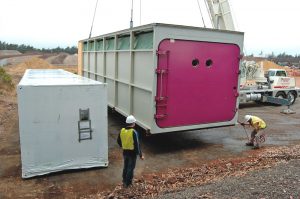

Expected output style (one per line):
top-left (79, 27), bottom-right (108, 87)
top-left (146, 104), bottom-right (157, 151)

top-left (155, 159), bottom-right (300, 199)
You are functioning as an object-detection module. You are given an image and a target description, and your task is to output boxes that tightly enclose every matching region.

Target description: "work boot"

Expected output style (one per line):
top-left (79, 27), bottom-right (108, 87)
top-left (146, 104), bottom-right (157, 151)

top-left (123, 183), bottom-right (132, 189)
top-left (245, 142), bottom-right (254, 146)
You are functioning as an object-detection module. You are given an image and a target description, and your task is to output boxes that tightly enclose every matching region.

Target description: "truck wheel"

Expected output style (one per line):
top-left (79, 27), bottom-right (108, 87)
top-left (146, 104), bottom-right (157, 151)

top-left (275, 92), bottom-right (286, 99)
top-left (287, 91), bottom-right (297, 105)
top-left (275, 92), bottom-right (286, 106)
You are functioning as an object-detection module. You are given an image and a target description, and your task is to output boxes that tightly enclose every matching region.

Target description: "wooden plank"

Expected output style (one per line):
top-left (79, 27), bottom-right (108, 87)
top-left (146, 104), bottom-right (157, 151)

top-left (77, 41), bottom-right (83, 76)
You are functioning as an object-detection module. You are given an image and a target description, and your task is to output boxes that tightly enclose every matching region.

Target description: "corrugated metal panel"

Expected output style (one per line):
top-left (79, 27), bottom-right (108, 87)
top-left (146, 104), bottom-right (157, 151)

top-left (79, 23), bottom-right (244, 134)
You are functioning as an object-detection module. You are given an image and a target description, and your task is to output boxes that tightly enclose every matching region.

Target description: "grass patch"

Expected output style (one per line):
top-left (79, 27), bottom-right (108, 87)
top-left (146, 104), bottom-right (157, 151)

top-left (0, 67), bottom-right (14, 90)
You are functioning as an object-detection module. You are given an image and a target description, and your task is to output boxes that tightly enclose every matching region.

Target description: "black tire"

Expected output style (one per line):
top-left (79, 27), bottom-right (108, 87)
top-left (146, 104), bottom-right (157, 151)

top-left (287, 91), bottom-right (297, 105)
top-left (275, 92), bottom-right (286, 99)
top-left (274, 92), bottom-right (286, 106)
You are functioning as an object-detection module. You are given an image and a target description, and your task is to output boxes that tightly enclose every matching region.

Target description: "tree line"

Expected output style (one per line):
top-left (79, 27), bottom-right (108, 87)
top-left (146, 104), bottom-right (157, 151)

top-left (247, 52), bottom-right (300, 66)
top-left (0, 41), bottom-right (78, 54)
top-left (267, 52), bottom-right (300, 65)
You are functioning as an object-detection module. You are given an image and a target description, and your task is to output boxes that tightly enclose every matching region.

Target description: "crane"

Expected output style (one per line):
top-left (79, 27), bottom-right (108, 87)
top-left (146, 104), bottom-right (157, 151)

top-left (205, 0), bottom-right (235, 31)
top-left (204, 0), bottom-right (300, 107)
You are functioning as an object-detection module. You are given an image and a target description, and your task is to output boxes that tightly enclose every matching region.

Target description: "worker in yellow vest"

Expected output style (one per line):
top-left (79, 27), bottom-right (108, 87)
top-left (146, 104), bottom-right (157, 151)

top-left (241, 115), bottom-right (267, 148)
top-left (117, 115), bottom-right (144, 188)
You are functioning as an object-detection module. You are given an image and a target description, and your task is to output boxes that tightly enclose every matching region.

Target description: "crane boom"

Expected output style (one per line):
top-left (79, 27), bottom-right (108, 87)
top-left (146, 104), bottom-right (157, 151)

top-left (205, 0), bottom-right (235, 31)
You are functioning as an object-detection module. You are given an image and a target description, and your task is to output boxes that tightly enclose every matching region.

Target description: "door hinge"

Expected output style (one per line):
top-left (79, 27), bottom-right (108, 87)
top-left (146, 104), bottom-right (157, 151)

top-left (155, 96), bottom-right (168, 102)
top-left (156, 104), bottom-right (167, 107)
top-left (154, 114), bottom-right (167, 119)
top-left (155, 69), bottom-right (168, 74)
top-left (156, 50), bottom-right (169, 55)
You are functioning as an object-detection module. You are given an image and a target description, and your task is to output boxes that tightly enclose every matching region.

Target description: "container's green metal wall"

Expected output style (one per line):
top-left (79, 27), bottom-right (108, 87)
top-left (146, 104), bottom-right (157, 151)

top-left (81, 31), bottom-right (154, 129)
top-left (83, 32), bottom-right (153, 51)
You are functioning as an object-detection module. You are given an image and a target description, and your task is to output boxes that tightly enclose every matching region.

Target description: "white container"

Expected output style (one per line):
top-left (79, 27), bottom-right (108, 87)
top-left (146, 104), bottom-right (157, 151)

top-left (79, 23), bottom-right (244, 134)
top-left (17, 69), bottom-right (108, 178)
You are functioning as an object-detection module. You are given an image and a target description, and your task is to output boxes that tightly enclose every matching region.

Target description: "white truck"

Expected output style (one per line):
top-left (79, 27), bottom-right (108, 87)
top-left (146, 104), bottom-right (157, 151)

top-left (239, 69), bottom-right (300, 105)
top-left (204, 0), bottom-right (300, 105)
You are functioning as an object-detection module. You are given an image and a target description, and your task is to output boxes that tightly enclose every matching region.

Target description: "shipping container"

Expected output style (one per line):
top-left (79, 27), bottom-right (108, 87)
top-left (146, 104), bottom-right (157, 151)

top-left (78, 23), bottom-right (244, 134)
top-left (17, 69), bottom-right (108, 178)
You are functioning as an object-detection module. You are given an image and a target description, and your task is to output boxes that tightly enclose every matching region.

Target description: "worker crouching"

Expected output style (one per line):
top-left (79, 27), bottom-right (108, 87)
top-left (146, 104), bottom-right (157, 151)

top-left (242, 115), bottom-right (267, 149)
top-left (117, 115), bottom-right (144, 188)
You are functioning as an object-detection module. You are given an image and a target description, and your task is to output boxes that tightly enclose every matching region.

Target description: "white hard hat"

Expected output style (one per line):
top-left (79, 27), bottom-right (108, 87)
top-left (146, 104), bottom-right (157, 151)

top-left (126, 115), bottom-right (136, 124)
top-left (244, 115), bottom-right (252, 122)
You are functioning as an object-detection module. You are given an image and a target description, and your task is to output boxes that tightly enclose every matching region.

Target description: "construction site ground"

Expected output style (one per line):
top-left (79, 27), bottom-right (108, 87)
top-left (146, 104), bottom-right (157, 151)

top-left (0, 58), bottom-right (300, 198)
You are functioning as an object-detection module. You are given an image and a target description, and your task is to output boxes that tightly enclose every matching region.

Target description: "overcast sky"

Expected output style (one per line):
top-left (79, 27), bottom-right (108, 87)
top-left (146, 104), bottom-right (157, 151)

top-left (0, 0), bottom-right (299, 55)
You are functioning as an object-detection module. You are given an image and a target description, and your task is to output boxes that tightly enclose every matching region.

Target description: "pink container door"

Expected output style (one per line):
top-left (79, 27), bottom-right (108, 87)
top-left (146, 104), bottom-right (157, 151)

top-left (155, 39), bottom-right (240, 128)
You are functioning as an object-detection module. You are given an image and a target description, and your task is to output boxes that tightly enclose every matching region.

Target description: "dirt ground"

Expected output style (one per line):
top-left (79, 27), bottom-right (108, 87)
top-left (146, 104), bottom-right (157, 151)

top-left (0, 59), bottom-right (300, 198)
top-left (0, 52), bottom-right (77, 67)
top-left (155, 159), bottom-right (300, 199)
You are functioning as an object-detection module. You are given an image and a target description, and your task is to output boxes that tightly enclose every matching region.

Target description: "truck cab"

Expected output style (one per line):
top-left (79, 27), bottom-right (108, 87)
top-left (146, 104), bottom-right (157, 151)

top-left (240, 68), bottom-right (299, 105)
top-left (266, 69), bottom-right (287, 77)
top-left (265, 69), bottom-right (296, 90)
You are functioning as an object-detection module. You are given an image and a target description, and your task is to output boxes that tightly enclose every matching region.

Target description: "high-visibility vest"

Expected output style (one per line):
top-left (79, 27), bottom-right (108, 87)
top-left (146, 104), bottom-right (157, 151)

top-left (120, 128), bottom-right (134, 150)
top-left (251, 116), bottom-right (266, 129)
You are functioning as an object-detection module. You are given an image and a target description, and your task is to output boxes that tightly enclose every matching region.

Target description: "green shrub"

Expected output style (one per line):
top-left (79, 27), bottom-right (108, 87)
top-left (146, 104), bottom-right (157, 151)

top-left (0, 68), bottom-right (14, 88)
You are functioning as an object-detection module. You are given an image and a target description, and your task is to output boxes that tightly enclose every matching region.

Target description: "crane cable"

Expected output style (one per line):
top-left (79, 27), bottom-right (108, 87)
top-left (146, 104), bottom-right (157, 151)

top-left (204, 0), bottom-right (214, 28)
top-left (226, 0), bottom-right (248, 55)
top-left (139, 0), bottom-right (142, 25)
top-left (196, 0), bottom-right (206, 28)
top-left (130, 0), bottom-right (134, 28)
top-left (89, 0), bottom-right (99, 38)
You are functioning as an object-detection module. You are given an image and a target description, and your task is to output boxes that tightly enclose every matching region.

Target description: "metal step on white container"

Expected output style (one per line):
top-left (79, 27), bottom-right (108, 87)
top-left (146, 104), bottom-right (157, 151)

top-left (17, 69), bottom-right (108, 178)
top-left (78, 23), bottom-right (244, 134)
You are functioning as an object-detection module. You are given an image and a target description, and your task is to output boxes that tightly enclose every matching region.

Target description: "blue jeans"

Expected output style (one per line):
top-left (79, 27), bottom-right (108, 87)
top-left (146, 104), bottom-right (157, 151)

top-left (122, 154), bottom-right (137, 186)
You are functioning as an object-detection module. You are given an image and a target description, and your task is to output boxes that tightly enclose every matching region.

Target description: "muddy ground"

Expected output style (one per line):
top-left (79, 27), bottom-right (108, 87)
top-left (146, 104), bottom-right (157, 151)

top-left (0, 61), bottom-right (300, 198)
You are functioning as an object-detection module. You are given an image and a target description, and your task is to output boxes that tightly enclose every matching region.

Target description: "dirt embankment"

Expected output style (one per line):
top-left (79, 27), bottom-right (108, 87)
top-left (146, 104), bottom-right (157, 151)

top-left (6, 57), bottom-right (77, 76)
top-left (45, 53), bottom-right (77, 66)
top-left (0, 50), bottom-right (22, 58)
top-left (0, 52), bottom-right (77, 67)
